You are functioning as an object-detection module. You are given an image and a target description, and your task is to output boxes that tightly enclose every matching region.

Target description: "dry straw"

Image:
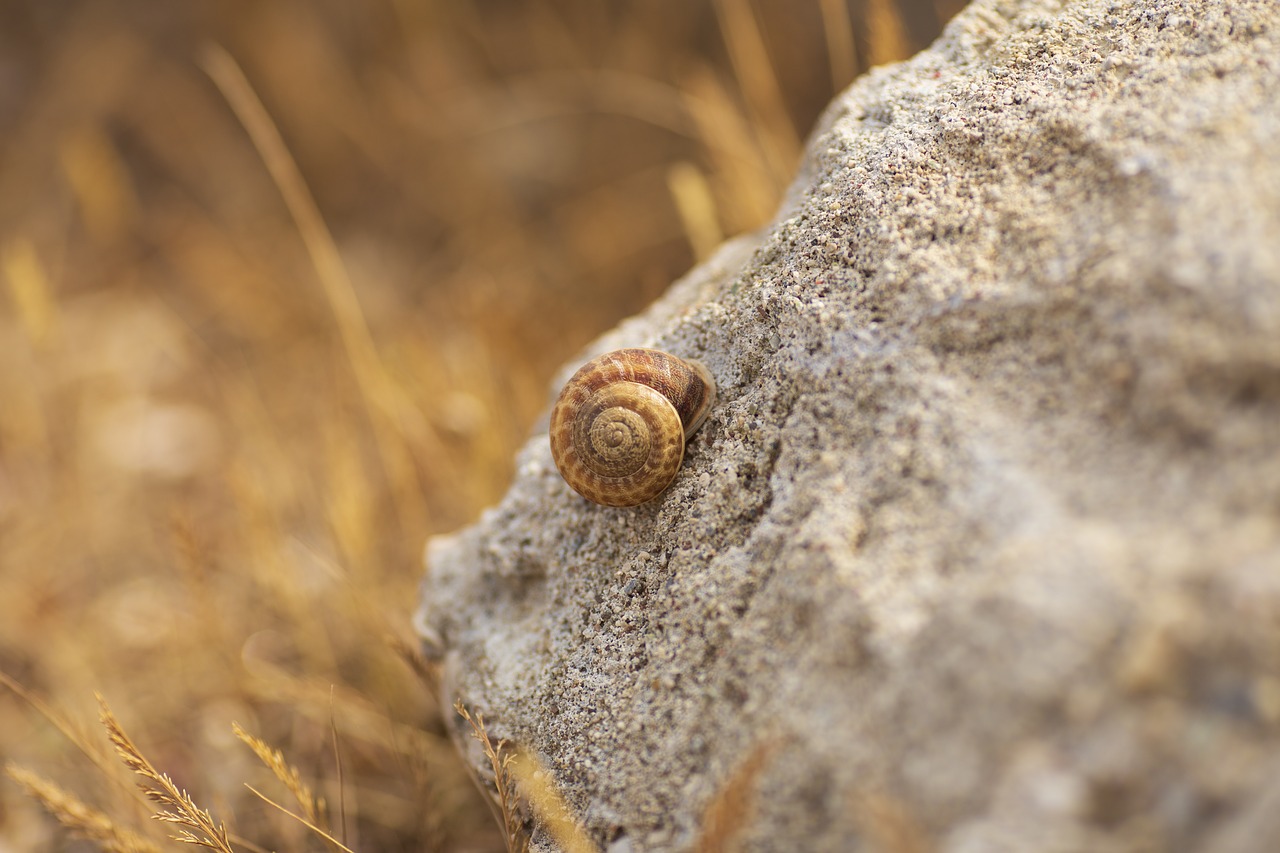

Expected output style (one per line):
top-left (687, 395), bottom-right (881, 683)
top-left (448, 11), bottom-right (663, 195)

top-left (455, 701), bottom-right (601, 853)
top-left (99, 696), bottom-right (235, 852)
top-left (4, 764), bottom-right (163, 853)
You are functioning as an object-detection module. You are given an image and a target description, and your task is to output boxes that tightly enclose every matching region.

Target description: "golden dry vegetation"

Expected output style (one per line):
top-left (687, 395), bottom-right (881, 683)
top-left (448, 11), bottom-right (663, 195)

top-left (0, 1), bottom-right (954, 850)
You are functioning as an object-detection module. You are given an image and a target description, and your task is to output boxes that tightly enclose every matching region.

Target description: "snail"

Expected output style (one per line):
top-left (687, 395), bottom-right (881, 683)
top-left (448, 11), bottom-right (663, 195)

top-left (550, 348), bottom-right (716, 506)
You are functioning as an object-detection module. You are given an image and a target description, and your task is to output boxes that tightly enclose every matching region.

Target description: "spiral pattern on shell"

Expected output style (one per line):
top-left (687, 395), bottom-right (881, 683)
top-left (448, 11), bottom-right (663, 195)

top-left (550, 348), bottom-right (716, 506)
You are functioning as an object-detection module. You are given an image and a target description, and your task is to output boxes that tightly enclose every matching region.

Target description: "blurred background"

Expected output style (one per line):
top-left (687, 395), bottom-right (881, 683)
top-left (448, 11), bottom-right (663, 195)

top-left (0, 1), bottom-right (958, 850)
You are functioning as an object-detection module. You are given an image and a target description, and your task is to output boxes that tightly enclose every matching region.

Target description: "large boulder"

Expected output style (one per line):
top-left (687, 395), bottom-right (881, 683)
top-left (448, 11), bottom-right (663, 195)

top-left (416, 0), bottom-right (1280, 849)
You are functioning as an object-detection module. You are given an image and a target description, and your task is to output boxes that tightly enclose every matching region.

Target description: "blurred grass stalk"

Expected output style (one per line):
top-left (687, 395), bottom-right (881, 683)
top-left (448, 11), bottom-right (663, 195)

top-left (200, 42), bottom-right (442, 535)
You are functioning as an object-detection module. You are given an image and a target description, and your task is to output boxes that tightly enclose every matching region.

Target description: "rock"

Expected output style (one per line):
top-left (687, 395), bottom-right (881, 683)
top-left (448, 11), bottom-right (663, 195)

top-left (416, 0), bottom-right (1280, 849)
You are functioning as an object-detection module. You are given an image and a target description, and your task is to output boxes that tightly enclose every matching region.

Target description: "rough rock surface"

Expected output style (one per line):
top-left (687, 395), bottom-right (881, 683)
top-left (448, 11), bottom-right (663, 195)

top-left (416, 0), bottom-right (1280, 849)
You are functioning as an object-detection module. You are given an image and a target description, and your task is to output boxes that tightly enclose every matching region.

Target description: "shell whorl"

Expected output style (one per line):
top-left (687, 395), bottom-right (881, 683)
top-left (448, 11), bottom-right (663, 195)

top-left (550, 348), bottom-right (716, 506)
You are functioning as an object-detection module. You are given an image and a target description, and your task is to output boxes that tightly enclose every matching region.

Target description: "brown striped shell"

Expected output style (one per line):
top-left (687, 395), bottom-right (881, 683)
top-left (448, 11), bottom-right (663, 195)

top-left (550, 348), bottom-right (716, 506)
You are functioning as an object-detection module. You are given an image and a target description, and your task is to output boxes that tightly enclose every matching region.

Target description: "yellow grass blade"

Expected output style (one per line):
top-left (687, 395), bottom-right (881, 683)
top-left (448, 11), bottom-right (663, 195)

top-left (232, 722), bottom-right (326, 828)
top-left (667, 161), bottom-right (724, 260)
top-left (508, 750), bottom-right (598, 853)
top-left (712, 0), bottom-right (802, 182)
top-left (866, 0), bottom-right (914, 66)
top-left (200, 43), bottom-right (441, 531)
top-left (820, 0), bottom-right (860, 90)
top-left (243, 784), bottom-right (354, 853)
top-left (3, 239), bottom-right (58, 346)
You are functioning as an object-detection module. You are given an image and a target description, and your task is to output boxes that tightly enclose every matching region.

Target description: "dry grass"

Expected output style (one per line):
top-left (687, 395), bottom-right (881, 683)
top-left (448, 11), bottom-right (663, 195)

top-left (5, 763), bottom-right (163, 853)
top-left (456, 700), bottom-right (600, 853)
top-left (231, 722), bottom-right (328, 837)
top-left (693, 742), bottom-right (776, 853)
top-left (100, 697), bottom-right (236, 852)
top-left (455, 702), bottom-right (532, 853)
top-left (0, 1), bottom-right (954, 850)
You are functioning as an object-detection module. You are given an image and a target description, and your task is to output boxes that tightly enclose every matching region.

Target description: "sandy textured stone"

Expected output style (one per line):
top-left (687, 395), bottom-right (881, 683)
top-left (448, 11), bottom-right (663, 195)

top-left (416, 0), bottom-right (1280, 849)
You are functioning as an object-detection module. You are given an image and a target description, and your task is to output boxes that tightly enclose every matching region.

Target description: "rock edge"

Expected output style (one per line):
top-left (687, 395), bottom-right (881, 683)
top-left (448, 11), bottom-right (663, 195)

top-left (418, 1), bottom-right (1280, 850)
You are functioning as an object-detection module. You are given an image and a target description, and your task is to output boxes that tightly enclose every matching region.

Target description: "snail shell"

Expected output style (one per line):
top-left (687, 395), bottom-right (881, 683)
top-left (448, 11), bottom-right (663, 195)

top-left (550, 348), bottom-right (716, 506)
